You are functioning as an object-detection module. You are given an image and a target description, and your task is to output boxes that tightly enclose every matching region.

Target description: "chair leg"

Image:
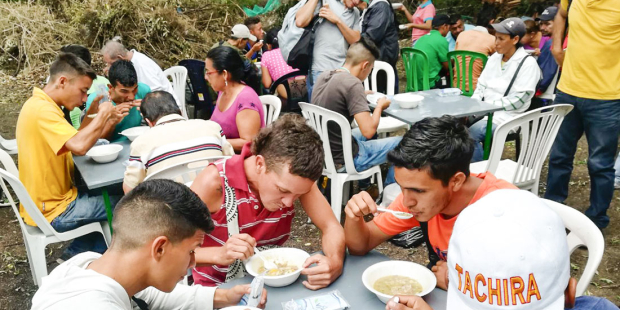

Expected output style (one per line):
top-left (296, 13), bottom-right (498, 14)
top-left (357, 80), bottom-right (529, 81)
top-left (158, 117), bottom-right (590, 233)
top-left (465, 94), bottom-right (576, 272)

top-left (331, 179), bottom-right (344, 222)
top-left (26, 236), bottom-right (48, 286)
top-left (101, 222), bottom-right (112, 246)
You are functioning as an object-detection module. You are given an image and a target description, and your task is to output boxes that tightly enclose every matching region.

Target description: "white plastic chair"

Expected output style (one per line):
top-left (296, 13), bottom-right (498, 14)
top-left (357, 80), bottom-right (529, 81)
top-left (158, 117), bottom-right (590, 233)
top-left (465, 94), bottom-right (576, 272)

top-left (542, 199), bottom-right (604, 296)
top-left (300, 102), bottom-right (383, 222)
top-left (164, 66), bottom-right (189, 119)
top-left (0, 149), bottom-right (111, 286)
top-left (144, 156), bottom-right (230, 186)
top-left (380, 183), bottom-right (401, 208)
top-left (0, 134), bottom-right (17, 155)
top-left (470, 104), bottom-right (573, 193)
top-left (363, 60), bottom-right (408, 138)
top-left (259, 95), bottom-right (282, 126)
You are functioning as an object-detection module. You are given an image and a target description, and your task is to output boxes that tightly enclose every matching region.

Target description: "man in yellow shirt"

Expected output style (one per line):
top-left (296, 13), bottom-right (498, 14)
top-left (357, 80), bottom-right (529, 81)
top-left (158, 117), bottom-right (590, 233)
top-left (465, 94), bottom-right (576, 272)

top-left (16, 53), bottom-right (123, 259)
top-left (545, 0), bottom-right (620, 229)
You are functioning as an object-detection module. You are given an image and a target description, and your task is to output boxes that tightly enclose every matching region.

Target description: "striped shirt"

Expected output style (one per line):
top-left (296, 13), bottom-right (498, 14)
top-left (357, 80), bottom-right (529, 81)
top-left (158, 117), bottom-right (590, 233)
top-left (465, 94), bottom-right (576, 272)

top-left (123, 114), bottom-right (234, 189)
top-left (192, 144), bottom-right (295, 286)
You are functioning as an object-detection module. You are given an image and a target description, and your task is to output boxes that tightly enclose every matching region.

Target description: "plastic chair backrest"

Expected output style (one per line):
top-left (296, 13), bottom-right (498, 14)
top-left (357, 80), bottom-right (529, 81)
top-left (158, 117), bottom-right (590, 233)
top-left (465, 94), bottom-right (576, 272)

top-left (144, 156), bottom-right (230, 184)
top-left (447, 50), bottom-right (488, 97)
top-left (401, 48), bottom-right (430, 92)
top-left (0, 149), bottom-right (20, 219)
top-left (485, 104), bottom-right (573, 193)
top-left (270, 70), bottom-right (306, 113)
top-left (259, 95), bottom-right (282, 125)
top-left (542, 199), bottom-right (604, 296)
top-left (363, 60), bottom-right (396, 96)
top-left (179, 59), bottom-right (214, 118)
top-left (299, 103), bottom-right (358, 176)
top-left (164, 66), bottom-right (189, 118)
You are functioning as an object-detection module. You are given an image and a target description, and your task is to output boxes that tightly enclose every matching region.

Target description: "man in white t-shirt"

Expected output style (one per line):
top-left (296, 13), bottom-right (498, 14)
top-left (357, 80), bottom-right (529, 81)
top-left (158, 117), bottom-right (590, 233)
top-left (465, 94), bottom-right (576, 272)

top-left (100, 40), bottom-right (181, 112)
top-left (31, 179), bottom-right (267, 310)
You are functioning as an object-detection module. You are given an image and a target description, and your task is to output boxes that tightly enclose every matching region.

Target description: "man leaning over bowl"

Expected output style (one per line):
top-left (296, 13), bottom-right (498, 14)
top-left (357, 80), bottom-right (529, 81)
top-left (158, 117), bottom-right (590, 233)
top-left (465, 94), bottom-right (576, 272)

top-left (344, 116), bottom-right (516, 291)
top-left (80, 59), bottom-right (151, 142)
top-left (190, 114), bottom-right (345, 290)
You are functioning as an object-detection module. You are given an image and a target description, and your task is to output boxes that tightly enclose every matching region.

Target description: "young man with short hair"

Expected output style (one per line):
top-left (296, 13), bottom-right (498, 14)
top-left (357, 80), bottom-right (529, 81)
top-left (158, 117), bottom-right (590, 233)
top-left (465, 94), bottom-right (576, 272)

top-left (243, 17), bottom-right (265, 61)
top-left (211, 24), bottom-right (257, 61)
top-left (534, 6), bottom-right (559, 104)
top-left (122, 91), bottom-right (234, 193)
top-left (31, 179), bottom-right (267, 310)
top-left (413, 14), bottom-right (451, 89)
top-left (82, 60), bottom-right (150, 142)
top-left (311, 37), bottom-right (402, 187)
top-left (16, 53), bottom-right (121, 259)
top-left (344, 116), bottom-right (516, 290)
top-left (386, 190), bottom-right (617, 310)
top-left (445, 14), bottom-right (474, 51)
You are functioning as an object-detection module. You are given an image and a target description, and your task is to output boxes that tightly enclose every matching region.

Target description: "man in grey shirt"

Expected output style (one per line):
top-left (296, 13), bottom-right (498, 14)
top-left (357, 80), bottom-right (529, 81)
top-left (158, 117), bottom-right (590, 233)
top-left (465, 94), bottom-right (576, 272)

top-left (296, 0), bottom-right (361, 99)
top-left (311, 37), bottom-right (402, 187)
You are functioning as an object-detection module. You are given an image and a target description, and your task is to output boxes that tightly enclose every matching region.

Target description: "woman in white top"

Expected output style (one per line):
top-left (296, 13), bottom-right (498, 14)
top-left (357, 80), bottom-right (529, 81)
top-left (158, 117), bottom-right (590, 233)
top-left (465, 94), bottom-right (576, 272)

top-left (469, 17), bottom-right (541, 162)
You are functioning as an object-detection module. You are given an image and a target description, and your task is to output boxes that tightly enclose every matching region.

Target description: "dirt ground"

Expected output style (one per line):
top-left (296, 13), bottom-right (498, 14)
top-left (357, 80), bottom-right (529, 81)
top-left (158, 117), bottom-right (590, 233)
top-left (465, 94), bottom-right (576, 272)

top-left (1, 67), bottom-right (619, 309)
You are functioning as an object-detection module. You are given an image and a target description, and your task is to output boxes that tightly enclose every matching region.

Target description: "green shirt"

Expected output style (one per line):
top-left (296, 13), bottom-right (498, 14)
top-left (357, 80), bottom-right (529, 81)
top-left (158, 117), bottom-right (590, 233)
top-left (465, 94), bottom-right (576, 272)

top-left (414, 30), bottom-right (449, 87)
top-left (85, 82), bottom-right (151, 142)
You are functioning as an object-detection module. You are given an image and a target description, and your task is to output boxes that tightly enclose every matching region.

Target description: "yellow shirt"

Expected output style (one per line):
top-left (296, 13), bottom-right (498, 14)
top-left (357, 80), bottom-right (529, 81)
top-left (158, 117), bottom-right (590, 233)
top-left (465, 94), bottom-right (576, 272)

top-left (16, 88), bottom-right (78, 226)
top-left (557, 0), bottom-right (620, 99)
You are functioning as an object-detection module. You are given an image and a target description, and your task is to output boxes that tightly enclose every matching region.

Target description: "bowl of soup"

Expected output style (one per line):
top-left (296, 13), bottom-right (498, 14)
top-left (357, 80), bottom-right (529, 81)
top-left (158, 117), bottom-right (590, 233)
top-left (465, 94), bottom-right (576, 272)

top-left (121, 126), bottom-right (150, 141)
top-left (362, 260), bottom-right (437, 303)
top-left (393, 93), bottom-right (424, 109)
top-left (246, 248), bottom-right (310, 287)
top-left (86, 144), bottom-right (123, 164)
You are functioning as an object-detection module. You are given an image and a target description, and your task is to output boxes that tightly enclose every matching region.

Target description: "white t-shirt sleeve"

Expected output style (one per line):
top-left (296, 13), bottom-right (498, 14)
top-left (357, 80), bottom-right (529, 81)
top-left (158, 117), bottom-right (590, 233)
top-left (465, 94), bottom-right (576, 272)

top-left (134, 283), bottom-right (217, 310)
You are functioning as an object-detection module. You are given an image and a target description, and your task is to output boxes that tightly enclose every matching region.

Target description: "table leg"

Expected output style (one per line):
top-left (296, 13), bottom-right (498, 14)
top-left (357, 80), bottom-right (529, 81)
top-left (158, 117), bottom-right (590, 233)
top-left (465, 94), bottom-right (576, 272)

top-left (102, 188), bottom-right (114, 234)
top-left (483, 113), bottom-right (494, 160)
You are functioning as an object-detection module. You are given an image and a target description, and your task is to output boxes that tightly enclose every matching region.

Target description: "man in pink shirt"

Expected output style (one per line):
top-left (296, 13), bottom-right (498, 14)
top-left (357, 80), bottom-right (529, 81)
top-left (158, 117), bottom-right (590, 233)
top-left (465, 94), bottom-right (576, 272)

top-left (399, 0), bottom-right (436, 44)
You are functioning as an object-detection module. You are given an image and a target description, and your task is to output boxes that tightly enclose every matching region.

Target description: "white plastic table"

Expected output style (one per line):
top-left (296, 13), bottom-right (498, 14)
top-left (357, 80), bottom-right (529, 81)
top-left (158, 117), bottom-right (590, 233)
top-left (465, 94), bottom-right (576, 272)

top-left (220, 251), bottom-right (447, 310)
top-left (372, 89), bottom-right (503, 159)
top-left (73, 140), bottom-right (131, 233)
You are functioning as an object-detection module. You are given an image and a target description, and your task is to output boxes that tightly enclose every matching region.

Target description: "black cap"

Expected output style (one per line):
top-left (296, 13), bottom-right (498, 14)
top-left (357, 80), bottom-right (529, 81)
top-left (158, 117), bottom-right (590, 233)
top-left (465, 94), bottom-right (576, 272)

top-left (536, 6), bottom-right (558, 21)
top-left (432, 14), bottom-right (452, 27)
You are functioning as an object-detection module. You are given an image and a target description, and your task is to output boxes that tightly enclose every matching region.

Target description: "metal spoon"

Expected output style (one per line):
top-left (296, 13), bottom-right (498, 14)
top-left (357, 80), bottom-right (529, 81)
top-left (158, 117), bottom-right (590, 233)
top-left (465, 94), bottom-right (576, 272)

top-left (254, 247), bottom-right (278, 271)
top-left (377, 207), bottom-right (414, 219)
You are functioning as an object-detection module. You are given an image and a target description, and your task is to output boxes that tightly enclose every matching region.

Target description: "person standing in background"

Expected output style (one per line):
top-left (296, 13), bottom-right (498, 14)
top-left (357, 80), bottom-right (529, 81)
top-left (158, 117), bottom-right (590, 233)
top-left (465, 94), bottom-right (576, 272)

top-left (398, 0), bottom-right (436, 45)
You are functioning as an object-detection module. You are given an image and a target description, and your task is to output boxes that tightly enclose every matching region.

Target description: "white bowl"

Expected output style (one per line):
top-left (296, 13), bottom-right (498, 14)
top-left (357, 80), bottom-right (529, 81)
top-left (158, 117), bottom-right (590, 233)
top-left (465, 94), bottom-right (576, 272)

top-left (220, 307), bottom-right (261, 310)
top-left (362, 260), bottom-right (437, 304)
top-left (246, 248), bottom-right (310, 287)
top-left (392, 3), bottom-right (403, 9)
top-left (393, 94), bottom-right (424, 109)
top-left (121, 126), bottom-right (150, 141)
top-left (86, 144), bottom-right (123, 164)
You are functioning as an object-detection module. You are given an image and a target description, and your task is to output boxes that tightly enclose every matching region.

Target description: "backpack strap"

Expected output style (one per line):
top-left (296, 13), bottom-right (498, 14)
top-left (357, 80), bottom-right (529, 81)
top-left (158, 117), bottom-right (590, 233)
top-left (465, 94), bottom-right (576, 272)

top-left (503, 55), bottom-right (532, 97)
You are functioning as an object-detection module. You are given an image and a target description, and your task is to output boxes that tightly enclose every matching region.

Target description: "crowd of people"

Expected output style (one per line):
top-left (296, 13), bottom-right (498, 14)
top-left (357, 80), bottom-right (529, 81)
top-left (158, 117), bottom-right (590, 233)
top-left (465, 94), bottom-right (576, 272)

top-left (5, 0), bottom-right (620, 309)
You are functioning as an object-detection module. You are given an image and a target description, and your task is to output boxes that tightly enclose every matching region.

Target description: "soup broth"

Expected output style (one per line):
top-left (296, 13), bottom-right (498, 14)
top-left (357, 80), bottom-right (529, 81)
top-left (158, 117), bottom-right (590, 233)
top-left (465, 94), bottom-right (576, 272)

top-left (373, 275), bottom-right (423, 295)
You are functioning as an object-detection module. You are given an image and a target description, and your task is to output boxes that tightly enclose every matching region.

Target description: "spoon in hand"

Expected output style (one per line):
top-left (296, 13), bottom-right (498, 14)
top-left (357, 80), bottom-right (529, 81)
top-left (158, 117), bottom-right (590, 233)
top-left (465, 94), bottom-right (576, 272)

top-left (254, 247), bottom-right (278, 270)
top-left (376, 207), bottom-right (414, 219)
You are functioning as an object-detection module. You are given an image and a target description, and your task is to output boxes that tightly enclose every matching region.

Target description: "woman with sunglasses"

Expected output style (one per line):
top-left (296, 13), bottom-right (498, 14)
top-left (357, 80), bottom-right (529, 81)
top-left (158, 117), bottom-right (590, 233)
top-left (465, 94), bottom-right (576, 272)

top-left (206, 46), bottom-right (265, 152)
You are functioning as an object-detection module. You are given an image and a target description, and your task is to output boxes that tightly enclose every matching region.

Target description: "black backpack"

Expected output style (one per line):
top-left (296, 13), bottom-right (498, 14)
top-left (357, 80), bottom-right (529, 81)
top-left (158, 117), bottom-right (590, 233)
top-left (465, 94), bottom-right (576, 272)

top-left (286, 0), bottom-right (323, 79)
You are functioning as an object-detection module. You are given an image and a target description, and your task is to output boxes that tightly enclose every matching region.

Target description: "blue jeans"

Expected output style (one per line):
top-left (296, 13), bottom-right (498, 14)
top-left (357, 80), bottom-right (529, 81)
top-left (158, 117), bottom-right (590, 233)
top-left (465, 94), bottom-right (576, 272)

top-left (544, 91), bottom-right (620, 229)
top-left (51, 191), bottom-right (120, 258)
top-left (306, 70), bottom-right (322, 102)
top-left (352, 129), bottom-right (403, 186)
top-left (571, 296), bottom-right (618, 310)
top-left (469, 119), bottom-right (497, 162)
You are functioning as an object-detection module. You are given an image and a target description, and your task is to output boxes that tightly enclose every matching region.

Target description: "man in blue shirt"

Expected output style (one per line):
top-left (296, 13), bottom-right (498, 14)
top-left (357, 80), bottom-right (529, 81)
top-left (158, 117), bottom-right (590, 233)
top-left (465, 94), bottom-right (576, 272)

top-left (83, 60), bottom-right (151, 142)
top-left (445, 14), bottom-right (475, 51)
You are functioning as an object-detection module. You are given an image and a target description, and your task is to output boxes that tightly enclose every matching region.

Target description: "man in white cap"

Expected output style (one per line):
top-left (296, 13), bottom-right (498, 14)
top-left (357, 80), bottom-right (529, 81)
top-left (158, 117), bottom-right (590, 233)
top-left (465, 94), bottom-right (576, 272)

top-left (211, 24), bottom-right (258, 61)
top-left (386, 189), bottom-right (617, 310)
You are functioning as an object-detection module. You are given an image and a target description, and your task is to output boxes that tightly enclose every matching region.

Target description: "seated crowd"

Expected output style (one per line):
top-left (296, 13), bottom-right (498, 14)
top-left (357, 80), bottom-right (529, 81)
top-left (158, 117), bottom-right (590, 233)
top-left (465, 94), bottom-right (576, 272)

top-left (6, 0), bottom-right (620, 309)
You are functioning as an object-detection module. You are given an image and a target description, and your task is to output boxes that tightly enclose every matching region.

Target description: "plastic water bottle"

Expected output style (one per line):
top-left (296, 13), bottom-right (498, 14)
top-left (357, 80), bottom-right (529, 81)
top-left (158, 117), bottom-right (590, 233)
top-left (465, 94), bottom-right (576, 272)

top-left (97, 84), bottom-right (109, 104)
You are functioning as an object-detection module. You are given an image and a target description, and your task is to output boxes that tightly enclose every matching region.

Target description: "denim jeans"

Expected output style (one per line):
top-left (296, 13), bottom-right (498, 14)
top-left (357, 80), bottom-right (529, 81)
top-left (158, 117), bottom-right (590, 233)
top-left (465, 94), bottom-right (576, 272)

top-left (306, 70), bottom-right (323, 102)
top-left (51, 191), bottom-right (121, 258)
top-left (352, 129), bottom-right (403, 186)
top-left (544, 91), bottom-right (620, 229)
top-left (572, 296), bottom-right (618, 310)
top-left (469, 119), bottom-right (497, 162)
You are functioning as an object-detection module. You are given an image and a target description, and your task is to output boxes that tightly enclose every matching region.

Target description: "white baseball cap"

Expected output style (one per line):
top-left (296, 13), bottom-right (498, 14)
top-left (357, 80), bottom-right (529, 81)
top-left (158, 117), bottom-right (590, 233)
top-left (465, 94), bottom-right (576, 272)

top-left (447, 189), bottom-right (570, 310)
top-left (231, 24), bottom-right (257, 42)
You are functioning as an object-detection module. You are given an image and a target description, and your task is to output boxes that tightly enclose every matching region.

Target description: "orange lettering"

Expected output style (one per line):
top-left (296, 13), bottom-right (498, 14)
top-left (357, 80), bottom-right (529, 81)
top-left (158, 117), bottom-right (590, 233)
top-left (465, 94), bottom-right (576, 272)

top-left (511, 277), bottom-right (526, 305)
top-left (503, 279), bottom-right (510, 305)
top-left (474, 274), bottom-right (487, 302)
top-left (463, 271), bottom-right (474, 298)
top-left (488, 278), bottom-right (502, 306)
top-left (526, 274), bottom-right (541, 303)
top-left (455, 264), bottom-right (464, 291)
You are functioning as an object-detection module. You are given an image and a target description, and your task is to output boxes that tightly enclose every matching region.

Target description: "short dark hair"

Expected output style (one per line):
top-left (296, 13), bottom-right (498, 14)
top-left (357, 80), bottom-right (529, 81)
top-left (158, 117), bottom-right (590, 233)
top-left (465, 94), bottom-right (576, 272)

top-left (244, 17), bottom-right (261, 30)
top-left (49, 53), bottom-right (97, 82)
top-left (251, 114), bottom-right (324, 181)
top-left (265, 27), bottom-right (281, 49)
top-left (450, 14), bottom-right (463, 25)
top-left (111, 179), bottom-right (214, 249)
top-left (359, 35), bottom-right (380, 60)
top-left (108, 59), bottom-right (138, 88)
top-left (141, 91), bottom-right (182, 123)
top-left (60, 44), bottom-right (92, 66)
top-left (346, 36), bottom-right (380, 66)
top-left (388, 115), bottom-right (475, 186)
